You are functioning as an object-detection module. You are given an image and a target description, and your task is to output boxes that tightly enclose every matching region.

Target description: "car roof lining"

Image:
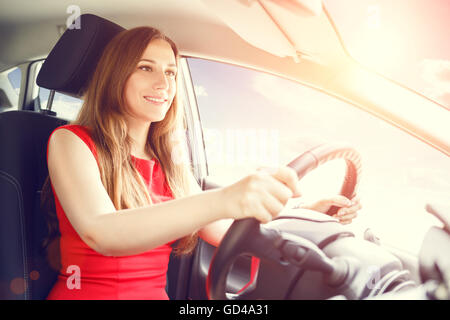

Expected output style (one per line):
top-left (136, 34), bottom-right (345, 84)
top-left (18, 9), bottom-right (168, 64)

top-left (2, 1), bottom-right (448, 154)
top-left (0, 0), bottom-right (344, 73)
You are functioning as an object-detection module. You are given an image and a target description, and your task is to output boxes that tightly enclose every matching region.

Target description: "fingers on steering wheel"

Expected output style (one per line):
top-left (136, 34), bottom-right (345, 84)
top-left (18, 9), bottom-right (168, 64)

top-left (266, 176), bottom-right (294, 204)
top-left (329, 195), bottom-right (353, 208)
top-left (272, 167), bottom-right (301, 197)
top-left (336, 210), bottom-right (358, 224)
top-left (340, 213), bottom-right (357, 224)
top-left (253, 201), bottom-right (273, 224)
top-left (345, 201), bottom-right (362, 214)
top-left (262, 190), bottom-right (284, 218)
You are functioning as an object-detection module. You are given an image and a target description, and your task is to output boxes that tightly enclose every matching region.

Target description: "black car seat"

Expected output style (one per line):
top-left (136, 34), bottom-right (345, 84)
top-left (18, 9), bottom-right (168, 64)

top-left (0, 14), bottom-right (124, 299)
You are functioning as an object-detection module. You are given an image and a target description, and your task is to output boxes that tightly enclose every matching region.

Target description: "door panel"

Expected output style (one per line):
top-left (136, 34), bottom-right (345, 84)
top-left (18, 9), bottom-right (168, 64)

top-left (167, 177), bottom-right (253, 300)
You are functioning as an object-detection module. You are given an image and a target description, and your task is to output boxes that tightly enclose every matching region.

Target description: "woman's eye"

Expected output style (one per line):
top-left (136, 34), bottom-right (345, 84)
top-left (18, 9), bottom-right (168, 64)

top-left (166, 70), bottom-right (177, 77)
top-left (139, 66), bottom-right (152, 72)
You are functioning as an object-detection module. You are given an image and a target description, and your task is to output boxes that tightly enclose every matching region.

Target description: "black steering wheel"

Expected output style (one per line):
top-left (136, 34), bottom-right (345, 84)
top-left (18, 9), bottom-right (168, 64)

top-left (206, 143), bottom-right (362, 300)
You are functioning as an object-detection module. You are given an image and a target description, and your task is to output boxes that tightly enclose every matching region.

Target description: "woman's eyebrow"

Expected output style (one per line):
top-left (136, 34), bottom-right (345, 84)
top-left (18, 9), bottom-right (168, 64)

top-left (139, 58), bottom-right (177, 67)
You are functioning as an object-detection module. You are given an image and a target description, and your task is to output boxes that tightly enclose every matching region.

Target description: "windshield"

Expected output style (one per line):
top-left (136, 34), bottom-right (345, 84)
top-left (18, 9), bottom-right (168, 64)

top-left (324, 0), bottom-right (450, 109)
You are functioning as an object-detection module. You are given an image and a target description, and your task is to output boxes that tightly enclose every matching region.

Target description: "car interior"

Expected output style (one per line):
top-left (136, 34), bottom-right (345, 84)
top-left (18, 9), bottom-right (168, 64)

top-left (0, 13), bottom-right (246, 300)
top-left (1, 1), bottom-right (449, 301)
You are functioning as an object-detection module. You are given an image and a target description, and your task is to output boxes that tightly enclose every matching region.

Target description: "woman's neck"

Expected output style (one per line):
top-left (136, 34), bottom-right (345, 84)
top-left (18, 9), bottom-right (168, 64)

top-left (127, 121), bottom-right (153, 160)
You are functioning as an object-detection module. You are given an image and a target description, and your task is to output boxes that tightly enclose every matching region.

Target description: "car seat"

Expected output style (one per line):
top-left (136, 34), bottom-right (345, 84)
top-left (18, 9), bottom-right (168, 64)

top-left (0, 14), bottom-right (124, 299)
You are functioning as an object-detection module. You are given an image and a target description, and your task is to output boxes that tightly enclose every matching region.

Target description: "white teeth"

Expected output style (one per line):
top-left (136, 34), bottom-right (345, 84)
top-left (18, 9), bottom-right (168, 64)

top-left (144, 96), bottom-right (165, 103)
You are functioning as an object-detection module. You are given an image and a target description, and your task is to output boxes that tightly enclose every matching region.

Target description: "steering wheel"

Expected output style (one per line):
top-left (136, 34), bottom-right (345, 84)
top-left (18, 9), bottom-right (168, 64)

top-left (206, 143), bottom-right (362, 300)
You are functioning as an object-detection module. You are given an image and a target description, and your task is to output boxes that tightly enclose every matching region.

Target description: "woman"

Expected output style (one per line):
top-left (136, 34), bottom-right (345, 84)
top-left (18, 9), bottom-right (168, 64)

top-left (42, 26), bottom-right (361, 300)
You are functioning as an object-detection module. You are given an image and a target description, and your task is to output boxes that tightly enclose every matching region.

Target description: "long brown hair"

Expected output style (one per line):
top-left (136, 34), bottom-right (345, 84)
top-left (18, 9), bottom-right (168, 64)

top-left (42, 27), bottom-right (198, 256)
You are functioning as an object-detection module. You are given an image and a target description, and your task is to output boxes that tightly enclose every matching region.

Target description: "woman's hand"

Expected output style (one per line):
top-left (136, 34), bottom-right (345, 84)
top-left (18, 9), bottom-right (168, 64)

top-left (219, 167), bottom-right (301, 224)
top-left (303, 195), bottom-right (362, 225)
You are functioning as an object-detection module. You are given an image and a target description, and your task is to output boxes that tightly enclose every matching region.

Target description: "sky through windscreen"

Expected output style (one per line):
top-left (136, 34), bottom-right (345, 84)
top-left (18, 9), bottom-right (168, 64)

top-left (324, 0), bottom-right (450, 108)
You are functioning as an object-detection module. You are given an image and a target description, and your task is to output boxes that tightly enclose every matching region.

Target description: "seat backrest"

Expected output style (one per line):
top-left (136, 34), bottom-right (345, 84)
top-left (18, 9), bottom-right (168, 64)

top-left (0, 111), bottom-right (67, 299)
top-left (0, 14), bottom-right (124, 300)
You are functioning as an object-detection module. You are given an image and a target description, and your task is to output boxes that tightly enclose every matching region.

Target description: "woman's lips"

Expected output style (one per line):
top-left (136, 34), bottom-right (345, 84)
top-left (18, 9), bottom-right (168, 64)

top-left (143, 96), bottom-right (167, 105)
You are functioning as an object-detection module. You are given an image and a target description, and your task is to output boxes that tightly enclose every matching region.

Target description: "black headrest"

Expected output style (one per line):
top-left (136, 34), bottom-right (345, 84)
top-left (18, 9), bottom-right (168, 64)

top-left (36, 14), bottom-right (125, 98)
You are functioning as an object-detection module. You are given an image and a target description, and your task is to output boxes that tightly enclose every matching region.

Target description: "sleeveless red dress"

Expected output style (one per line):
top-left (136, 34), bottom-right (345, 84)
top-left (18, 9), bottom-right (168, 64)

top-left (46, 125), bottom-right (175, 300)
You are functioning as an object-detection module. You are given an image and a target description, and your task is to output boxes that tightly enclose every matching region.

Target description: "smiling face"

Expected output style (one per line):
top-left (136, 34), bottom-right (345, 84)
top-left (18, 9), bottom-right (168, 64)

top-left (123, 38), bottom-right (178, 123)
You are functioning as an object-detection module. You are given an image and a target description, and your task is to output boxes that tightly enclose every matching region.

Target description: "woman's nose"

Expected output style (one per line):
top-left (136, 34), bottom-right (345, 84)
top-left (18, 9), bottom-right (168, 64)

top-left (153, 71), bottom-right (169, 90)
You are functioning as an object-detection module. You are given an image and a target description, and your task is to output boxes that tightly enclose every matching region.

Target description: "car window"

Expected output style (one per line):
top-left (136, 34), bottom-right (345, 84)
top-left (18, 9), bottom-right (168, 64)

top-left (38, 87), bottom-right (83, 120)
top-left (188, 58), bottom-right (450, 255)
top-left (35, 61), bottom-right (83, 120)
top-left (0, 67), bottom-right (21, 110)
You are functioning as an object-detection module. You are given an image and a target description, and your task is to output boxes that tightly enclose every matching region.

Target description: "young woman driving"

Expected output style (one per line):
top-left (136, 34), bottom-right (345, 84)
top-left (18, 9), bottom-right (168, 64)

top-left (43, 27), bottom-right (361, 300)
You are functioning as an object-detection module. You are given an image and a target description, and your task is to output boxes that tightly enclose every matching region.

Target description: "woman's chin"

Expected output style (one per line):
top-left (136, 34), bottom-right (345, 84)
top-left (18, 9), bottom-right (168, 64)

top-left (146, 112), bottom-right (167, 123)
top-left (126, 105), bottom-right (169, 123)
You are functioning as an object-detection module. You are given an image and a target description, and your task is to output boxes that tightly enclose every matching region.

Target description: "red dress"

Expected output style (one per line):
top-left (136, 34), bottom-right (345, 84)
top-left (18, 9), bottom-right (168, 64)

top-left (46, 125), bottom-right (175, 300)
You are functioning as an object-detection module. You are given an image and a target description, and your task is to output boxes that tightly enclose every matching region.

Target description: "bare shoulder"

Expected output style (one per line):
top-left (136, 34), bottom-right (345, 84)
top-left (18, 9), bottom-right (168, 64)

top-left (48, 127), bottom-right (99, 175)
top-left (49, 127), bottom-right (79, 145)
top-left (48, 127), bottom-right (92, 157)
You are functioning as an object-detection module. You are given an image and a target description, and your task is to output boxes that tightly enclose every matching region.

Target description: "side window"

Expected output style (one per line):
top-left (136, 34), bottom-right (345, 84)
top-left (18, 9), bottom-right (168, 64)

top-left (187, 58), bottom-right (450, 255)
top-left (0, 67), bottom-right (21, 111)
top-left (36, 61), bottom-right (83, 120)
top-left (39, 87), bottom-right (83, 121)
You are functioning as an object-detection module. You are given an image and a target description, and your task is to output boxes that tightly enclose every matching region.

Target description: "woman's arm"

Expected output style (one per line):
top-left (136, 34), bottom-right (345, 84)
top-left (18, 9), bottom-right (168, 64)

top-left (198, 219), bottom-right (234, 247)
top-left (48, 129), bottom-right (300, 257)
top-left (89, 190), bottom-right (224, 256)
top-left (48, 129), bottom-right (223, 256)
top-left (185, 172), bottom-right (234, 247)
